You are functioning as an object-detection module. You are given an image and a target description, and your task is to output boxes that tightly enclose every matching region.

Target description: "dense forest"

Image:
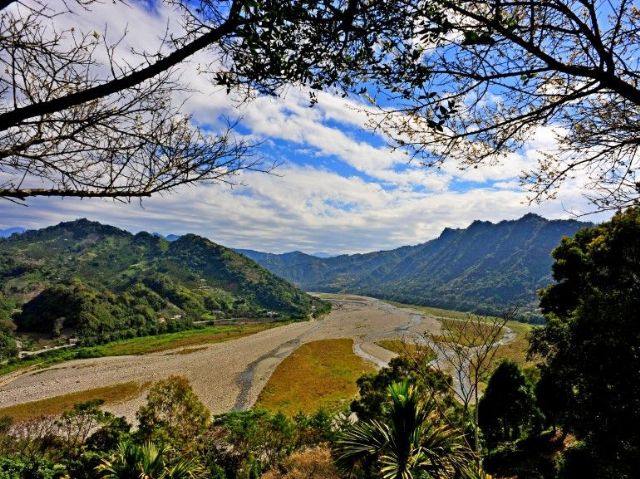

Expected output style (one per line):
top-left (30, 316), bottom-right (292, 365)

top-left (0, 220), bottom-right (326, 350)
top-left (240, 214), bottom-right (590, 322)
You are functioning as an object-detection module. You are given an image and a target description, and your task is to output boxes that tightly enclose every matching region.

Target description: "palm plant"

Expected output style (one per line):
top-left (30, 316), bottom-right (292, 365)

top-left (335, 381), bottom-right (474, 479)
top-left (95, 441), bottom-right (203, 479)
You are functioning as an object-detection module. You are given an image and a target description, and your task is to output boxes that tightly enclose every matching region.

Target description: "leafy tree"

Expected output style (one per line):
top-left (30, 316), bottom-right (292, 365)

top-left (261, 446), bottom-right (340, 479)
top-left (137, 376), bottom-right (210, 454)
top-left (206, 409), bottom-right (298, 477)
top-left (0, 455), bottom-right (67, 479)
top-left (351, 356), bottom-right (453, 421)
top-left (0, 331), bottom-right (17, 360)
top-left (336, 381), bottom-right (473, 479)
top-left (530, 207), bottom-right (640, 477)
top-left (478, 361), bottom-right (541, 450)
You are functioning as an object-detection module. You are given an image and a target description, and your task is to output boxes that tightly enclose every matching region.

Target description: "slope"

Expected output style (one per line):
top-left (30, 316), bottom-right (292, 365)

top-left (0, 219), bottom-right (324, 345)
top-left (240, 214), bottom-right (592, 321)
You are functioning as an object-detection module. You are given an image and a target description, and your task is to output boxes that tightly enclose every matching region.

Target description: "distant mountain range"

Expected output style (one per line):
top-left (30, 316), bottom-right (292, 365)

top-left (0, 220), bottom-right (324, 342)
top-left (0, 227), bottom-right (25, 238)
top-left (239, 214), bottom-right (593, 322)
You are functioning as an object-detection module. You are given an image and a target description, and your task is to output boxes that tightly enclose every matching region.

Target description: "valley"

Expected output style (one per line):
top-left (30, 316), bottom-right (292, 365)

top-left (0, 295), bottom-right (527, 421)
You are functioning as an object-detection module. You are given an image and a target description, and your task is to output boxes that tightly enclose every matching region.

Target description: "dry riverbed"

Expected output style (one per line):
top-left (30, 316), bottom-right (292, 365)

top-left (0, 296), bottom-right (440, 421)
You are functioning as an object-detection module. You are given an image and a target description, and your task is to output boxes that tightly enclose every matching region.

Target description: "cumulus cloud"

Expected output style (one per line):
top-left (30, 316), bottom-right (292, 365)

top-left (0, 1), bottom-right (611, 254)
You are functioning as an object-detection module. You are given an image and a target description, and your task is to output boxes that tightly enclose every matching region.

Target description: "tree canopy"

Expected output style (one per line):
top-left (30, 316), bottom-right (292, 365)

top-left (365, 0), bottom-right (640, 211)
top-left (4, 1), bottom-right (640, 209)
top-left (530, 207), bottom-right (640, 478)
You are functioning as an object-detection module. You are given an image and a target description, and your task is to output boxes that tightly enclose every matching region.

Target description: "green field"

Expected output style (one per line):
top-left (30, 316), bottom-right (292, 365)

top-left (255, 339), bottom-right (374, 415)
top-left (374, 339), bottom-right (436, 360)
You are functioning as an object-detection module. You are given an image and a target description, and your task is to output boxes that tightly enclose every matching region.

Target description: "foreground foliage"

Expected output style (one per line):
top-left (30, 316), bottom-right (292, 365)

top-left (336, 381), bottom-right (473, 479)
top-left (530, 207), bottom-right (640, 478)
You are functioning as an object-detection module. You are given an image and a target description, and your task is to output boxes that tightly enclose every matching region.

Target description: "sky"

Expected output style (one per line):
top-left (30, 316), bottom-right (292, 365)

top-left (0, 1), bottom-right (612, 255)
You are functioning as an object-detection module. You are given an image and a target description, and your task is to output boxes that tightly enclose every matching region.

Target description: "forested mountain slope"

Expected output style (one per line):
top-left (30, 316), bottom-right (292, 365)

top-left (0, 219), bottom-right (322, 343)
top-left (239, 214), bottom-right (592, 321)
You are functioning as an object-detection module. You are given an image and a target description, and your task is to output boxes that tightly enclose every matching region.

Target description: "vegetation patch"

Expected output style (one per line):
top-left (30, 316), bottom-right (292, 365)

top-left (165, 346), bottom-right (209, 356)
top-left (88, 323), bottom-right (276, 356)
top-left (492, 321), bottom-right (537, 370)
top-left (0, 381), bottom-right (149, 421)
top-left (388, 302), bottom-right (473, 321)
top-left (374, 339), bottom-right (435, 360)
top-left (255, 339), bottom-right (374, 415)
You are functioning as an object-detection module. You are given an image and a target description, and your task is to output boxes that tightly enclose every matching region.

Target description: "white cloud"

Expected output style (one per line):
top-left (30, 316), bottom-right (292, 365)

top-left (0, 1), bottom-right (612, 254)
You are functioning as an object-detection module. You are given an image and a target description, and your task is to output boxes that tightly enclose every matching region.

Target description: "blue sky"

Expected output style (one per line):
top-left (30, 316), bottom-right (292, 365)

top-left (0, 1), bottom-right (610, 254)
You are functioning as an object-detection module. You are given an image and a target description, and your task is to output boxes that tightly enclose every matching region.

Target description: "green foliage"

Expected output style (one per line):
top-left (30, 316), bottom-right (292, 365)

top-left (0, 332), bottom-right (17, 360)
top-left (336, 381), bottom-right (474, 479)
top-left (199, 408), bottom-right (337, 479)
top-left (95, 441), bottom-right (204, 479)
top-left (531, 207), bottom-right (640, 477)
top-left (482, 432), bottom-right (561, 479)
top-left (0, 456), bottom-right (66, 479)
top-left (0, 219), bottom-right (326, 349)
top-left (243, 214), bottom-right (590, 321)
top-left (137, 376), bottom-right (210, 454)
top-left (478, 361), bottom-right (542, 450)
top-left (351, 356), bottom-right (453, 422)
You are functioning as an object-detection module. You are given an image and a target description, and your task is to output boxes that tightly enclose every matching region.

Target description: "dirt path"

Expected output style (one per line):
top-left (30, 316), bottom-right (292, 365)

top-left (0, 296), bottom-right (440, 421)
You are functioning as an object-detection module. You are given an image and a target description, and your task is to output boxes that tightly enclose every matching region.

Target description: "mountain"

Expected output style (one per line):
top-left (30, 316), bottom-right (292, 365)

top-left (0, 219), bottom-right (325, 344)
top-left (0, 227), bottom-right (25, 238)
top-left (240, 214), bottom-right (592, 322)
top-left (152, 233), bottom-right (180, 241)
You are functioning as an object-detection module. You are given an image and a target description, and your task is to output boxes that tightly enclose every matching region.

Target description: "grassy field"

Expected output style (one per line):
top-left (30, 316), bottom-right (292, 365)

top-left (491, 320), bottom-right (538, 369)
top-left (386, 301), bottom-right (474, 321)
top-left (0, 323), bottom-right (278, 377)
top-left (255, 339), bottom-right (374, 415)
top-left (0, 381), bottom-right (149, 421)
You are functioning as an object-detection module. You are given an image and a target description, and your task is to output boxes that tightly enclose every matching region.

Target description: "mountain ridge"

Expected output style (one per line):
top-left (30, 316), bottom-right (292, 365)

top-left (239, 214), bottom-right (593, 321)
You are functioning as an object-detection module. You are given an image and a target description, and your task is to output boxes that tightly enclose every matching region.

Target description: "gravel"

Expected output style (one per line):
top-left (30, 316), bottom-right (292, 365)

top-left (0, 296), bottom-right (440, 422)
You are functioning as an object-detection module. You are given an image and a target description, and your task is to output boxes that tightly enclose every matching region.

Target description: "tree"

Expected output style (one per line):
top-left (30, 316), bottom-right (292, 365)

top-left (0, 0), bottom-right (412, 201)
top-left (478, 361), bottom-right (541, 450)
top-left (530, 207), bottom-right (640, 477)
top-left (336, 381), bottom-right (473, 479)
top-left (261, 446), bottom-right (340, 479)
top-left (0, 330), bottom-right (17, 359)
top-left (137, 376), bottom-right (210, 454)
top-left (424, 312), bottom-right (511, 465)
top-left (367, 0), bottom-right (640, 211)
top-left (351, 355), bottom-right (453, 422)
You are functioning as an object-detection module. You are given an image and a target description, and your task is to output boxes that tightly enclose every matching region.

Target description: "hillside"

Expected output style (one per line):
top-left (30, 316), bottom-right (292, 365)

top-left (239, 214), bottom-right (592, 321)
top-left (0, 219), bottom-right (324, 345)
